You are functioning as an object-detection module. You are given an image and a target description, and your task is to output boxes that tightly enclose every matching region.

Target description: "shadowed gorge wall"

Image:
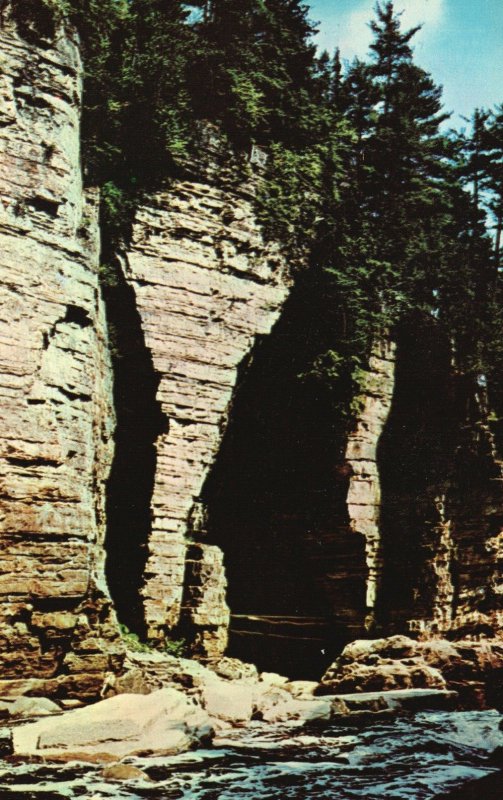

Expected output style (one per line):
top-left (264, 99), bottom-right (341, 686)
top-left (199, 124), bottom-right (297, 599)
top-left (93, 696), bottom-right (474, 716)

top-left (377, 319), bottom-right (457, 628)
top-left (377, 318), bottom-right (503, 636)
top-left (200, 281), bottom-right (371, 678)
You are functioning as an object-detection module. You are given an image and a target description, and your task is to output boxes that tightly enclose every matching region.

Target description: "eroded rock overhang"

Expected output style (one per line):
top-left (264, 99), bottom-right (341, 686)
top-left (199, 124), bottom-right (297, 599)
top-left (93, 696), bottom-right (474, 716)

top-left (121, 170), bottom-right (292, 651)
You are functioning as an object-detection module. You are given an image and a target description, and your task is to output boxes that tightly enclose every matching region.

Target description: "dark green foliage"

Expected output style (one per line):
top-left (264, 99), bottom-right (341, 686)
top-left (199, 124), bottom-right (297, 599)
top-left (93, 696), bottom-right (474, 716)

top-left (482, 106), bottom-right (503, 267)
top-left (314, 2), bottom-right (503, 387)
top-left (189, 0), bottom-right (319, 145)
top-left (12, 0), bottom-right (503, 404)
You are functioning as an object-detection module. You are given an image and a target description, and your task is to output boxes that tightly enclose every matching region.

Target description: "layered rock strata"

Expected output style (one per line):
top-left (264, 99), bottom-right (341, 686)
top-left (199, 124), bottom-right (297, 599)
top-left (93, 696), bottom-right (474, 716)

top-left (377, 324), bottom-right (503, 638)
top-left (320, 634), bottom-right (503, 709)
top-left (122, 173), bottom-right (290, 650)
top-left (0, 3), bottom-right (500, 700)
top-left (0, 10), bottom-right (121, 698)
top-left (345, 340), bottom-right (396, 617)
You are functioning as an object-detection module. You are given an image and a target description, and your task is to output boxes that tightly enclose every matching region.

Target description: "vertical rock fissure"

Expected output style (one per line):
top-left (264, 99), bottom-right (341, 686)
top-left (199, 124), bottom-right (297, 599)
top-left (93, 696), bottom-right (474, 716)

top-left (376, 319), bottom-right (457, 632)
top-left (201, 284), bottom-right (369, 679)
top-left (101, 255), bottom-right (168, 638)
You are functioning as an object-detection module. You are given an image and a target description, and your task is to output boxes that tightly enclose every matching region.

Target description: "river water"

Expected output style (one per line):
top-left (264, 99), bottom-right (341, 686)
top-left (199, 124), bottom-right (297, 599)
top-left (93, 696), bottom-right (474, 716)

top-left (0, 710), bottom-right (501, 799)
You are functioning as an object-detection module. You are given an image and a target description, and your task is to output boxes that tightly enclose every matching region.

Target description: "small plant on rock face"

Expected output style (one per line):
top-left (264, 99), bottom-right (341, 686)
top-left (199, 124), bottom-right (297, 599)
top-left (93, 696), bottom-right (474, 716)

top-left (118, 624), bottom-right (187, 658)
top-left (118, 623), bottom-right (152, 654)
top-left (162, 637), bottom-right (187, 658)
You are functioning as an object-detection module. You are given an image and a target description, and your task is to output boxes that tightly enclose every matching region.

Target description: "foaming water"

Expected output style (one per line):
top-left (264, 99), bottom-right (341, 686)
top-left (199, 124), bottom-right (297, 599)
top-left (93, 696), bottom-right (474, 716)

top-left (0, 710), bottom-right (501, 799)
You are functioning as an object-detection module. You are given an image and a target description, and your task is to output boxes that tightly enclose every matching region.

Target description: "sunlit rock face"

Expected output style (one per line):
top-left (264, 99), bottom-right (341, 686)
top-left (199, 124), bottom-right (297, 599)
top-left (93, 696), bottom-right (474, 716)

top-left (121, 154), bottom-right (291, 654)
top-left (345, 340), bottom-right (396, 616)
top-left (0, 7), bottom-right (122, 699)
top-left (0, 3), bottom-right (500, 699)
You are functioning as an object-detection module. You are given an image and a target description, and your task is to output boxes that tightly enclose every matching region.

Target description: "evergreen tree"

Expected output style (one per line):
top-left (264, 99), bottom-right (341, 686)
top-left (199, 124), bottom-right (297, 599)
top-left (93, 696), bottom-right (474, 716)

top-left (120, 0), bottom-right (195, 177)
top-left (482, 106), bottom-right (503, 268)
top-left (366, 2), bottom-right (450, 309)
top-left (190, 0), bottom-right (319, 145)
top-left (20, 0), bottom-right (502, 388)
top-left (312, 1), bottom-right (500, 382)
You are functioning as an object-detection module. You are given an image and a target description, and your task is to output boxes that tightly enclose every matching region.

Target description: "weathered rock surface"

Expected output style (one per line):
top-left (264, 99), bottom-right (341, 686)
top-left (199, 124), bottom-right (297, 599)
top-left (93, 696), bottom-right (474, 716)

top-left (377, 325), bottom-right (503, 639)
top-left (122, 156), bottom-right (291, 652)
top-left (329, 688), bottom-right (458, 715)
top-left (108, 652), bottom-right (333, 726)
top-left (202, 677), bottom-right (255, 724)
top-left (0, 696), bottom-right (61, 719)
top-left (345, 340), bottom-right (396, 618)
top-left (12, 687), bottom-right (213, 759)
top-left (102, 763), bottom-right (152, 782)
top-left (0, 6), bottom-right (121, 699)
top-left (320, 635), bottom-right (503, 708)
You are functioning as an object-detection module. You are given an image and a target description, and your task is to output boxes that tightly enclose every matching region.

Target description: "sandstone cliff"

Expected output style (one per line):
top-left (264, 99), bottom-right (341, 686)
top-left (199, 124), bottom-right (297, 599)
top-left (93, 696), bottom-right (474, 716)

top-left (0, 9), bottom-right (122, 698)
top-left (0, 6), bottom-right (501, 700)
top-left (120, 156), bottom-right (291, 657)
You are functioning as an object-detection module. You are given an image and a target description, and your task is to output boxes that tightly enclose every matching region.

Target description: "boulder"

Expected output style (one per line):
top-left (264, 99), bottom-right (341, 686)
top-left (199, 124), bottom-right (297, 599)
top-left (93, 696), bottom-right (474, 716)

top-left (114, 652), bottom-right (221, 695)
top-left (253, 686), bottom-right (332, 723)
top-left (102, 763), bottom-right (152, 782)
top-left (321, 659), bottom-right (446, 693)
top-left (12, 688), bottom-right (213, 759)
top-left (201, 678), bottom-right (254, 724)
top-left (253, 686), bottom-right (294, 722)
top-left (284, 680), bottom-right (319, 699)
top-left (331, 689), bottom-right (457, 716)
top-left (7, 696), bottom-right (61, 718)
top-left (213, 658), bottom-right (259, 682)
top-left (258, 672), bottom-right (289, 689)
top-left (320, 635), bottom-right (503, 707)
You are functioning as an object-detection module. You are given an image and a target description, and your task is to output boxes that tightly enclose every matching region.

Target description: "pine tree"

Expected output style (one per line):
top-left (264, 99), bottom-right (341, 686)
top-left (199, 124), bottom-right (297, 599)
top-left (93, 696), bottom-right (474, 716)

top-left (120, 0), bottom-right (195, 178)
top-left (366, 2), bottom-right (450, 310)
top-left (482, 106), bottom-right (503, 268)
top-left (190, 0), bottom-right (319, 145)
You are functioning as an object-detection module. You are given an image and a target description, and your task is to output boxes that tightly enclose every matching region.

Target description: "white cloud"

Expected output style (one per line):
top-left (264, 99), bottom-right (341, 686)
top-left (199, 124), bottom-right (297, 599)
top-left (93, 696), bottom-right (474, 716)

top-left (316, 0), bottom-right (445, 60)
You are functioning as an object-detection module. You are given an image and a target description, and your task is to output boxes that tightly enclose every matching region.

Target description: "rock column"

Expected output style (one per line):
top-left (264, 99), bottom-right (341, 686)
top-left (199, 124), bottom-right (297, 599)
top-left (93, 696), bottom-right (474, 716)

top-left (0, 9), bottom-right (121, 699)
top-left (124, 176), bottom-right (291, 649)
top-left (345, 340), bottom-right (396, 616)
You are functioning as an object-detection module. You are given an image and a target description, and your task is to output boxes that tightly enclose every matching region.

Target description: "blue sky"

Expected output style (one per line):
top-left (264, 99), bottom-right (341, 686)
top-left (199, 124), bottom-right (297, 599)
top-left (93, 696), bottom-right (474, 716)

top-left (308, 0), bottom-right (503, 129)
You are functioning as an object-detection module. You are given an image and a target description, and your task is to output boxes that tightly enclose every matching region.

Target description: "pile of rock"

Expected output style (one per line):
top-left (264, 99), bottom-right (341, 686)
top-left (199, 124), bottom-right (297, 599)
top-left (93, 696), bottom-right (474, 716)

top-left (0, 646), bottom-right (471, 781)
top-left (110, 651), bottom-right (333, 729)
top-left (1, 656), bottom-right (334, 766)
top-left (319, 635), bottom-right (503, 709)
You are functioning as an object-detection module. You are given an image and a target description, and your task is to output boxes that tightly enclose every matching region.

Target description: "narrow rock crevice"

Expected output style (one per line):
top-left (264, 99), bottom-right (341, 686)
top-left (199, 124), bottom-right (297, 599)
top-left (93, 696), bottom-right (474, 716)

top-left (201, 279), bottom-right (368, 679)
top-left (27, 196), bottom-right (60, 217)
top-left (102, 256), bottom-right (168, 638)
top-left (376, 318), bottom-right (459, 630)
